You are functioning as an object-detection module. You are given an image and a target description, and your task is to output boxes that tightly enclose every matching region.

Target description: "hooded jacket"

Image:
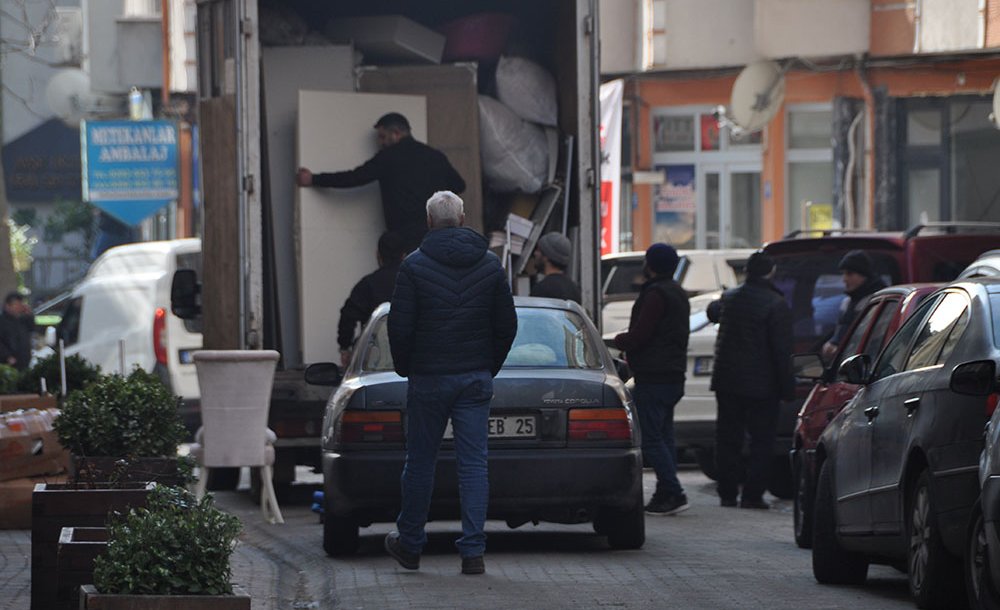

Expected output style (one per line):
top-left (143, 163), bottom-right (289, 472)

top-left (388, 227), bottom-right (517, 377)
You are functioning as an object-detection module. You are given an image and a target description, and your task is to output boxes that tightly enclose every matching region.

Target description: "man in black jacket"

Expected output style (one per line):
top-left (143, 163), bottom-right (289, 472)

top-left (337, 231), bottom-right (406, 367)
top-left (385, 191), bottom-right (517, 576)
top-left (529, 232), bottom-right (580, 303)
top-left (297, 113), bottom-right (466, 252)
top-left (614, 243), bottom-right (690, 515)
top-left (0, 292), bottom-right (32, 371)
top-left (821, 249), bottom-right (887, 362)
top-left (707, 252), bottom-right (794, 509)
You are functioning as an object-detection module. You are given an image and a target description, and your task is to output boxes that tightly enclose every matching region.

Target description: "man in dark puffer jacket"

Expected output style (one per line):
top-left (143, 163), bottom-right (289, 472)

top-left (386, 191), bottom-right (517, 576)
top-left (614, 243), bottom-right (690, 516)
top-left (707, 251), bottom-right (794, 509)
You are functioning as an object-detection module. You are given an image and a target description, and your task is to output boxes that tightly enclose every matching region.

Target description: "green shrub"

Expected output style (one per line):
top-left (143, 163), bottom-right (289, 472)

top-left (17, 353), bottom-right (101, 396)
top-left (53, 368), bottom-right (186, 457)
top-left (0, 364), bottom-right (20, 394)
top-left (93, 485), bottom-right (242, 595)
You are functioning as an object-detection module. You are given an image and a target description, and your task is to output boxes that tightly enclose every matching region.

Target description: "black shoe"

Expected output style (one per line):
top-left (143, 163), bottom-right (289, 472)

top-left (739, 498), bottom-right (770, 510)
top-left (720, 498), bottom-right (737, 507)
top-left (461, 555), bottom-right (485, 575)
top-left (645, 493), bottom-right (689, 516)
top-left (384, 532), bottom-right (420, 570)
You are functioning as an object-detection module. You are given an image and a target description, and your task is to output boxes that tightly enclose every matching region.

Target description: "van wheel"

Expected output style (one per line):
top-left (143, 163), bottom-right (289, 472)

top-left (793, 454), bottom-right (813, 549)
top-left (323, 512), bottom-right (360, 556)
top-left (908, 469), bottom-right (962, 609)
top-left (206, 467), bottom-right (240, 491)
top-left (812, 460), bottom-right (868, 584)
top-left (965, 499), bottom-right (1000, 610)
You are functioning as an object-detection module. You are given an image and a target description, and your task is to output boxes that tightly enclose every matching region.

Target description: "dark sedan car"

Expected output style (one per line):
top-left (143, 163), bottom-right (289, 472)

top-left (310, 297), bottom-right (644, 556)
top-left (791, 284), bottom-right (939, 548)
top-left (812, 279), bottom-right (1000, 609)
top-left (966, 361), bottom-right (1000, 610)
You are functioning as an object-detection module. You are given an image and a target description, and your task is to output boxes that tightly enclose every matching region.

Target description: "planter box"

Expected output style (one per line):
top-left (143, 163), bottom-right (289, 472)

top-left (79, 584), bottom-right (251, 609)
top-left (57, 527), bottom-right (108, 610)
top-left (70, 456), bottom-right (183, 486)
top-left (31, 482), bottom-right (153, 610)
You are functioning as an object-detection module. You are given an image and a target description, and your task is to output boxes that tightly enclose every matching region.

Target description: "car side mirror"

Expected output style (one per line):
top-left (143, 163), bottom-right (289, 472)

top-left (837, 354), bottom-right (871, 385)
top-left (171, 269), bottom-right (201, 320)
top-left (613, 357), bottom-right (631, 381)
top-left (793, 353), bottom-right (825, 381)
top-left (950, 360), bottom-right (997, 396)
top-left (304, 362), bottom-right (343, 386)
top-left (44, 326), bottom-right (57, 348)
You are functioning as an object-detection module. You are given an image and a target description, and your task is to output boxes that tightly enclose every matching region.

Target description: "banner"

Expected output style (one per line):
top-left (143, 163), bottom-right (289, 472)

top-left (599, 80), bottom-right (623, 255)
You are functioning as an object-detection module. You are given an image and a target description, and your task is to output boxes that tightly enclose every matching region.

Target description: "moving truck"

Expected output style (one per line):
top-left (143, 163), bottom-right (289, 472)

top-left (183, 0), bottom-right (601, 490)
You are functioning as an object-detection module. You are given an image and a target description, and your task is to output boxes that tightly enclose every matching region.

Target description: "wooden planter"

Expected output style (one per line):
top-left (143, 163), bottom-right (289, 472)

top-left (31, 482), bottom-right (153, 610)
top-left (79, 584), bottom-right (251, 609)
top-left (57, 527), bottom-right (108, 610)
top-left (70, 456), bottom-right (183, 486)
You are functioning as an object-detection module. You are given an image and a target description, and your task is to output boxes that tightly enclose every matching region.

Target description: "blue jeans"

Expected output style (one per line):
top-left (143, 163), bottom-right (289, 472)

top-left (397, 370), bottom-right (493, 558)
top-left (633, 382), bottom-right (685, 499)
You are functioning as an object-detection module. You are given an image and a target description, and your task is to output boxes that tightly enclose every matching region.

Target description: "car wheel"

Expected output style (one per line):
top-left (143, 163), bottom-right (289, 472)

top-left (602, 491), bottom-right (645, 550)
top-left (965, 499), bottom-right (1000, 610)
top-left (793, 454), bottom-right (813, 549)
top-left (812, 460), bottom-right (869, 584)
top-left (323, 511), bottom-right (360, 556)
top-left (908, 469), bottom-right (963, 609)
top-left (768, 455), bottom-right (794, 500)
top-left (206, 467), bottom-right (241, 491)
top-left (695, 447), bottom-right (718, 481)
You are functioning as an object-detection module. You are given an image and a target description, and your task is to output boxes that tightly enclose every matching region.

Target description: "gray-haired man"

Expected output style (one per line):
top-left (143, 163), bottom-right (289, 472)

top-left (385, 191), bottom-right (518, 575)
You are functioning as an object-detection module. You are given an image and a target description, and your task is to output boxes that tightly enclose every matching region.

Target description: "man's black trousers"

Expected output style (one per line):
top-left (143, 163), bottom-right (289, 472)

top-left (714, 391), bottom-right (780, 502)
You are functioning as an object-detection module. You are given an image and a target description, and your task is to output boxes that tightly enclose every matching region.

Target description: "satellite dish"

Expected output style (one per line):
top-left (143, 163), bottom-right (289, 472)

top-left (729, 61), bottom-right (786, 133)
top-left (45, 69), bottom-right (123, 128)
top-left (991, 78), bottom-right (1000, 129)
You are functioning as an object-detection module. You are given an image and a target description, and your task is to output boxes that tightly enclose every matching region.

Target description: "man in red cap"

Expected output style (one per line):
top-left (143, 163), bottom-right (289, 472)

top-left (614, 243), bottom-right (690, 515)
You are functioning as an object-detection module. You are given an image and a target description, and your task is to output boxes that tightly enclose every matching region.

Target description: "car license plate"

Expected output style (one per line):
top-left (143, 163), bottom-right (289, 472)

top-left (693, 356), bottom-right (713, 376)
top-left (444, 416), bottom-right (536, 439)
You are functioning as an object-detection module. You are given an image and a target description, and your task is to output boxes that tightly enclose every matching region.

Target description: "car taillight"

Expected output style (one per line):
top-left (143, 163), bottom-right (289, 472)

top-left (153, 307), bottom-right (168, 366)
top-left (568, 408), bottom-right (632, 441)
top-left (339, 411), bottom-right (403, 443)
top-left (987, 394), bottom-right (999, 418)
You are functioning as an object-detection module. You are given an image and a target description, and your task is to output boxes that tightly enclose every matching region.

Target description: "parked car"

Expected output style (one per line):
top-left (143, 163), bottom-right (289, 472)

top-left (311, 297), bottom-right (644, 556)
top-left (966, 358), bottom-right (1000, 610)
top-left (959, 249), bottom-right (1000, 279)
top-left (790, 283), bottom-right (940, 548)
top-left (54, 239), bottom-right (203, 431)
top-left (600, 249), bottom-right (753, 333)
top-left (811, 278), bottom-right (1000, 609)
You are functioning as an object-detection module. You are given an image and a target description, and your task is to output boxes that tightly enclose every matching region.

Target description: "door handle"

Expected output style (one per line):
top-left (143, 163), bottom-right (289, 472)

top-left (904, 397), bottom-right (920, 414)
top-left (864, 405), bottom-right (879, 421)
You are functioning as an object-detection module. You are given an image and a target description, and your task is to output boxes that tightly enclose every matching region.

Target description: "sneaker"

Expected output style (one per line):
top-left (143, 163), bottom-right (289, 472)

top-left (739, 498), bottom-right (770, 510)
top-left (720, 498), bottom-right (737, 508)
top-left (461, 555), bottom-right (485, 575)
top-left (645, 493), bottom-right (689, 516)
top-left (384, 532), bottom-right (420, 570)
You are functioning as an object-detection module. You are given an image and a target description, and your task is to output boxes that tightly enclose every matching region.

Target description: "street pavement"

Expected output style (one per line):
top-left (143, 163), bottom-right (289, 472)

top-left (1, 467), bottom-right (915, 609)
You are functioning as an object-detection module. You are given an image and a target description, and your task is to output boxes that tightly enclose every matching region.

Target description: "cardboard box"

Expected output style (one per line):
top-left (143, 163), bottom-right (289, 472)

top-left (0, 473), bottom-right (67, 529)
top-left (0, 408), bottom-right (69, 482)
top-left (0, 393), bottom-right (57, 413)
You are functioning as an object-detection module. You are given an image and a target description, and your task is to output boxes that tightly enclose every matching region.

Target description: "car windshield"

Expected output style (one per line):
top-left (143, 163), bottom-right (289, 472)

top-left (770, 251), bottom-right (900, 353)
top-left (362, 307), bottom-right (603, 372)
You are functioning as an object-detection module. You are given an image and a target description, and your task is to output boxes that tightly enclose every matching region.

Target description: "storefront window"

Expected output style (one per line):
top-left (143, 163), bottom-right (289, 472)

top-left (789, 109), bottom-right (833, 149)
top-left (653, 115), bottom-right (695, 152)
top-left (951, 99), bottom-right (1000, 223)
top-left (788, 162), bottom-right (834, 233)
top-left (654, 164), bottom-right (696, 248)
top-left (786, 105), bottom-right (834, 233)
top-left (907, 110), bottom-right (942, 146)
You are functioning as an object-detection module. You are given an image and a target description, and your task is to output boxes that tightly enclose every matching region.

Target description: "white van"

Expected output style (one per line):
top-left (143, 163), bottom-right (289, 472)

top-left (55, 239), bottom-right (203, 429)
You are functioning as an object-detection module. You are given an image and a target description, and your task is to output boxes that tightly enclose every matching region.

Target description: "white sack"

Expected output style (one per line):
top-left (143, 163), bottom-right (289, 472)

top-left (496, 55), bottom-right (558, 127)
top-left (478, 95), bottom-right (549, 194)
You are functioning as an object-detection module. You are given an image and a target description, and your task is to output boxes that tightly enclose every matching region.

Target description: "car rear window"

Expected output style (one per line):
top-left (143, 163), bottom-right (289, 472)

top-left (362, 308), bottom-right (603, 372)
top-left (771, 252), bottom-right (900, 353)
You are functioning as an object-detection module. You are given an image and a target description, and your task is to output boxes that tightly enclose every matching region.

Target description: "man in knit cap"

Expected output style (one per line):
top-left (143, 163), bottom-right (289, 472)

top-left (530, 232), bottom-right (581, 304)
top-left (614, 243), bottom-right (690, 515)
top-left (707, 251), bottom-right (794, 509)
top-left (821, 249), bottom-right (887, 362)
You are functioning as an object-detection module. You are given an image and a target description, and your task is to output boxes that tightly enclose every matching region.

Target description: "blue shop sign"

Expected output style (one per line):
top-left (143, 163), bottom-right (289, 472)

top-left (81, 120), bottom-right (178, 224)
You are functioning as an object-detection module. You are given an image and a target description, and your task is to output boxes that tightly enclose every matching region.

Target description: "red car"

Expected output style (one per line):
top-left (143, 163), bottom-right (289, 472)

top-left (790, 283), bottom-right (940, 549)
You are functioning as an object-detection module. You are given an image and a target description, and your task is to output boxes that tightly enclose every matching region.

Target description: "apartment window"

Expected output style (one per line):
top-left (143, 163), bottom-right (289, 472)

top-left (786, 105), bottom-right (834, 233)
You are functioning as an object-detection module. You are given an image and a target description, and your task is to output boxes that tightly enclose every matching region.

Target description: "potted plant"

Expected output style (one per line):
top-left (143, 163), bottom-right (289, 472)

top-left (80, 485), bottom-right (250, 609)
top-left (18, 352), bottom-right (102, 396)
top-left (53, 367), bottom-right (190, 485)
